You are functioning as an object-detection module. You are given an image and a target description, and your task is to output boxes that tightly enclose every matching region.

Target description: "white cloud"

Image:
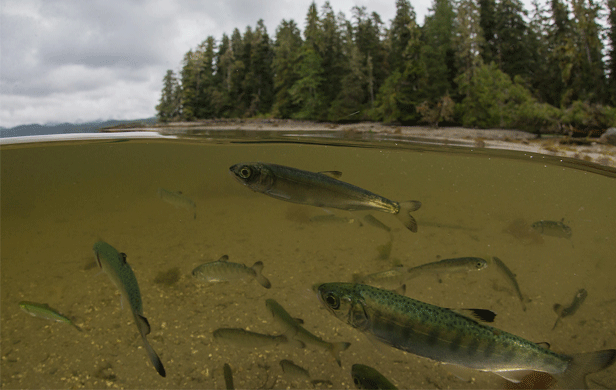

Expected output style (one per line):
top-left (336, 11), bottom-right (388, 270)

top-left (1, 0), bottom-right (532, 127)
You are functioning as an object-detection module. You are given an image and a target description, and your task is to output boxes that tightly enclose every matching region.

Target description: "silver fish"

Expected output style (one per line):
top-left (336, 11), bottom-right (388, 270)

top-left (492, 256), bottom-right (526, 311)
top-left (229, 162), bottom-right (421, 232)
top-left (192, 255), bottom-right (271, 289)
top-left (315, 282), bottom-right (616, 388)
top-left (531, 218), bottom-right (572, 238)
top-left (406, 257), bottom-right (488, 279)
top-left (157, 188), bottom-right (196, 219)
top-left (93, 240), bottom-right (165, 377)
top-left (552, 288), bottom-right (588, 330)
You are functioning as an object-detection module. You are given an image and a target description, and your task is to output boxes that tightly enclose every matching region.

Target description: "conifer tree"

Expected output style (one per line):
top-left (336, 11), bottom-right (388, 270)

top-left (156, 70), bottom-right (181, 122)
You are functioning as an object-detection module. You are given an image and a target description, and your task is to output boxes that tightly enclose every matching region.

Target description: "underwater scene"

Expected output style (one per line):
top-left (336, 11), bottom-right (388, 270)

top-left (1, 132), bottom-right (615, 389)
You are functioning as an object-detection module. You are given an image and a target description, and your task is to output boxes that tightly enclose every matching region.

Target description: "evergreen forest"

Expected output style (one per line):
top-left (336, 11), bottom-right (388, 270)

top-left (156, 0), bottom-right (616, 135)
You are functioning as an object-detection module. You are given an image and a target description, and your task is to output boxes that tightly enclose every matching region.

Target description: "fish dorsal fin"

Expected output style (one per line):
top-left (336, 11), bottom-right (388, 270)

top-left (318, 171), bottom-right (343, 179)
top-left (293, 317), bottom-right (304, 325)
top-left (120, 253), bottom-right (128, 264)
top-left (494, 369), bottom-right (535, 383)
top-left (218, 255), bottom-right (229, 263)
top-left (450, 308), bottom-right (496, 323)
top-left (535, 341), bottom-right (551, 349)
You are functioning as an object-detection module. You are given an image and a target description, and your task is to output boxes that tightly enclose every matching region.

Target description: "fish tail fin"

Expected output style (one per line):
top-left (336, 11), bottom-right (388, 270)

top-left (328, 342), bottom-right (351, 367)
top-left (134, 313), bottom-right (166, 377)
top-left (251, 261), bottom-right (271, 289)
top-left (396, 201), bottom-right (422, 232)
top-left (555, 349), bottom-right (616, 388)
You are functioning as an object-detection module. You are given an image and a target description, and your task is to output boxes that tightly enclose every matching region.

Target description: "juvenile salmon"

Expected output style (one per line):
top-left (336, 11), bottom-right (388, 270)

top-left (192, 255), bottom-right (271, 289)
top-left (19, 301), bottom-right (82, 331)
top-left (315, 283), bottom-right (615, 388)
top-left (229, 162), bottom-right (421, 232)
top-left (93, 240), bottom-right (166, 377)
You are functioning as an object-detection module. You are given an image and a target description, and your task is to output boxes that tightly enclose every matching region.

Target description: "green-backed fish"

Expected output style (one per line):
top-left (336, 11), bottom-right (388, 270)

top-left (265, 298), bottom-right (350, 366)
top-left (19, 301), bottom-right (82, 331)
top-left (351, 364), bottom-right (398, 390)
top-left (192, 255), bottom-right (271, 289)
top-left (552, 288), bottom-right (588, 330)
top-left (406, 257), bottom-right (488, 279)
top-left (213, 327), bottom-right (304, 349)
top-left (315, 283), bottom-right (616, 388)
top-left (157, 188), bottom-right (197, 219)
top-left (93, 240), bottom-right (166, 377)
top-left (229, 162), bottom-right (422, 232)
top-left (492, 256), bottom-right (526, 311)
top-left (531, 219), bottom-right (572, 239)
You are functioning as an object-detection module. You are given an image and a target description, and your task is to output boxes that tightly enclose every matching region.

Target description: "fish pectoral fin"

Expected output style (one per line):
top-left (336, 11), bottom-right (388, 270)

top-left (535, 341), bottom-right (551, 349)
top-left (134, 313), bottom-right (152, 336)
top-left (493, 369), bottom-right (536, 383)
top-left (318, 170), bottom-right (343, 179)
top-left (264, 188), bottom-right (292, 200)
top-left (450, 308), bottom-right (496, 323)
top-left (441, 363), bottom-right (475, 382)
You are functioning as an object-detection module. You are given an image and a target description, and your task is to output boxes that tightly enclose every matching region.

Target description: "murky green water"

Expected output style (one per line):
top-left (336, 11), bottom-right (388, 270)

top-left (1, 132), bottom-right (615, 389)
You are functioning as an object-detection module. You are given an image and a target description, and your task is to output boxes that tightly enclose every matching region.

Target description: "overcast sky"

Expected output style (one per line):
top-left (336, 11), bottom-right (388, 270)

top-left (0, 0), bottom-right (531, 128)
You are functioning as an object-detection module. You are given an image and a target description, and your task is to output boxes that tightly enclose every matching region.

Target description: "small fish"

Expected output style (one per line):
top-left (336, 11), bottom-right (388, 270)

top-left (315, 283), bottom-right (616, 389)
top-left (212, 327), bottom-right (304, 349)
top-left (280, 359), bottom-right (310, 380)
top-left (492, 256), bottom-right (526, 311)
top-left (531, 219), bottom-right (572, 239)
top-left (229, 162), bottom-right (422, 232)
top-left (265, 299), bottom-right (350, 366)
top-left (351, 364), bottom-right (398, 389)
top-left (223, 363), bottom-right (234, 390)
top-left (93, 241), bottom-right (166, 377)
top-left (552, 289), bottom-right (588, 330)
top-left (158, 188), bottom-right (196, 219)
top-left (192, 255), bottom-right (271, 289)
top-left (19, 301), bottom-right (82, 331)
top-left (406, 257), bottom-right (488, 279)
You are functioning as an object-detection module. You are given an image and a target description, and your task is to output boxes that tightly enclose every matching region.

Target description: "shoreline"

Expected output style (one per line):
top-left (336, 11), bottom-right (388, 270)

top-left (102, 119), bottom-right (616, 168)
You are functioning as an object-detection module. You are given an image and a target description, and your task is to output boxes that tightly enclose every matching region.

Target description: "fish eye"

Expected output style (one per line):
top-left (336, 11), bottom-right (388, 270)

top-left (325, 293), bottom-right (340, 309)
top-left (239, 166), bottom-right (252, 178)
top-left (476, 261), bottom-right (484, 269)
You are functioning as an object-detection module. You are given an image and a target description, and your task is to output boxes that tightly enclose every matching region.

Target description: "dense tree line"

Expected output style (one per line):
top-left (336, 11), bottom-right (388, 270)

top-left (157, 0), bottom-right (616, 134)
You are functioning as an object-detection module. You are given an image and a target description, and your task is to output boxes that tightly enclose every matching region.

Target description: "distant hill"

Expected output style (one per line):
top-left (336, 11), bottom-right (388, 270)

top-left (0, 118), bottom-right (157, 138)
